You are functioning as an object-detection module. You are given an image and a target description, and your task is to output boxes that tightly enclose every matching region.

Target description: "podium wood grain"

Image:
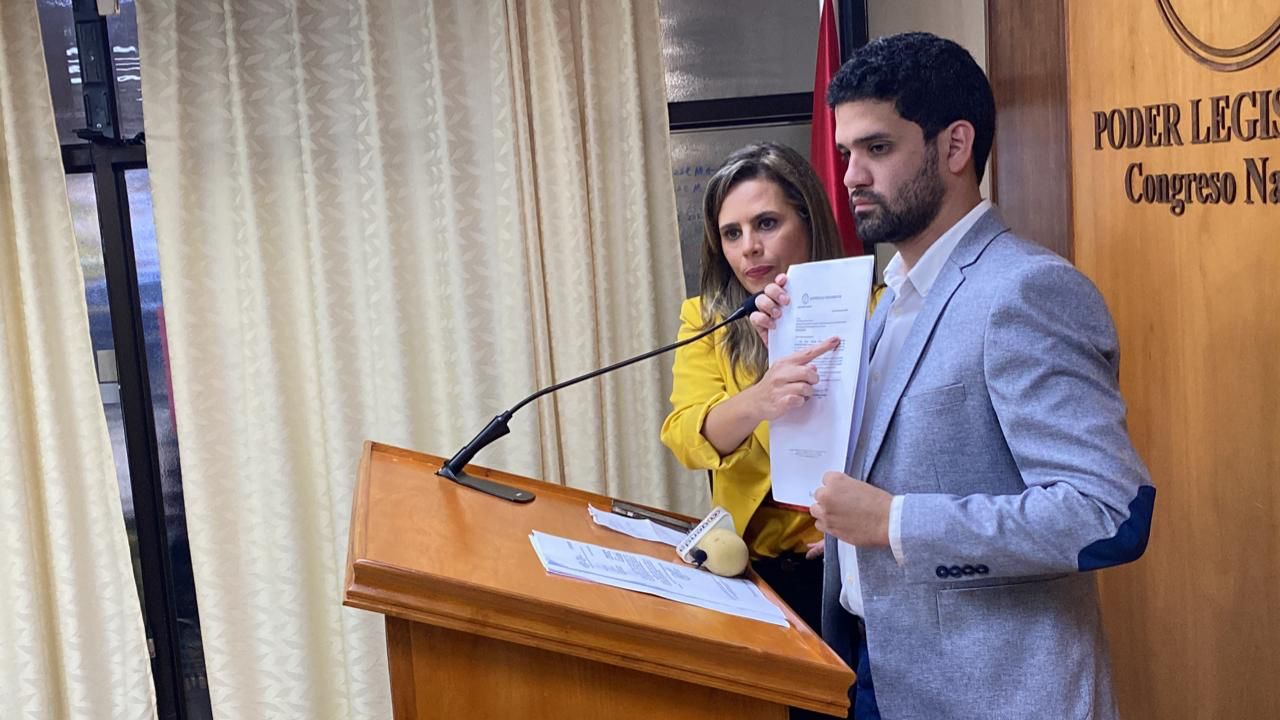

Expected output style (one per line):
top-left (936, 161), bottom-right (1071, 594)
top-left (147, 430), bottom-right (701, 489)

top-left (344, 441), bottom-right (853, 718)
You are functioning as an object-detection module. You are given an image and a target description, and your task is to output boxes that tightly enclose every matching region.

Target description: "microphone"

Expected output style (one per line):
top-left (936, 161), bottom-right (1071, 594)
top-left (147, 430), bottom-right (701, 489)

top-left (692, 528), bottom-right (749, 577)
top-left (437, 292), bottom-right (763, 502)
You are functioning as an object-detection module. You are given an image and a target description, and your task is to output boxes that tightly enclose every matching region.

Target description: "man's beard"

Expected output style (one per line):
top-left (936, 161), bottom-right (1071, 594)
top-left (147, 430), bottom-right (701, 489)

top-left (849, 144), bottom-right (945, 246)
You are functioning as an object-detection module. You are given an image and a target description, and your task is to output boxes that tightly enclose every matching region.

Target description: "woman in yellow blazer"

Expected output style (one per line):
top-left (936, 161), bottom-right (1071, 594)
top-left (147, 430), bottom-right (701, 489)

top-left (661, 142), bottom-right (847, 640)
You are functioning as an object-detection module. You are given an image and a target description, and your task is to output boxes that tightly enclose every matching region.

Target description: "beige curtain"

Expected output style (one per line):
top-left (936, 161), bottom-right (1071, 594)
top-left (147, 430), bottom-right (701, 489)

top-left (137, 0), bottom-right (692, 717)
top-left (0, 1), bottom-right (157, 718)
top-left (508, 2), bottom-right (691, 501)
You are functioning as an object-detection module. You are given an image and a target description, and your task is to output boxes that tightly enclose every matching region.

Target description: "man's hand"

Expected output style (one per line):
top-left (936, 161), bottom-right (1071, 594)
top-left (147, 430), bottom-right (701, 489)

top-left (811, 471), bottom-right (894, 547)
top-left (749, 273), bottom-right (790, 346)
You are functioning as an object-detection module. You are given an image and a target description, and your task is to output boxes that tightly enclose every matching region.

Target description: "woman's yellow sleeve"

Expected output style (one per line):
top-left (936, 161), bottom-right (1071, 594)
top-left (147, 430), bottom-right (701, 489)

top-left (659, 299), bottom-right (760, 471)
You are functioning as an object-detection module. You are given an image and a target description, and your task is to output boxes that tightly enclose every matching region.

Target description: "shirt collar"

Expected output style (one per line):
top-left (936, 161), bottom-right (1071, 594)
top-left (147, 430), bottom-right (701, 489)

top-left (882, 199), bottom-right (992, 299)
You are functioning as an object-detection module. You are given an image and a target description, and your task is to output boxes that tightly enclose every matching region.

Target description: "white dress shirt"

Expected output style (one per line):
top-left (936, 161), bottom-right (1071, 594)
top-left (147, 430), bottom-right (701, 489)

top-left (837, 200), bottom-right (992, 616)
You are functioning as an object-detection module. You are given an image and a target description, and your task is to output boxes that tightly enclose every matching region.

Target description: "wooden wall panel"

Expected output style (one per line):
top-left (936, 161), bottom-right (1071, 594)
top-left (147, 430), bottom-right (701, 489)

top-left (987, 0), bottom-right (1073, 259)
top-left (1065, 1), bottom-right (1280, 718)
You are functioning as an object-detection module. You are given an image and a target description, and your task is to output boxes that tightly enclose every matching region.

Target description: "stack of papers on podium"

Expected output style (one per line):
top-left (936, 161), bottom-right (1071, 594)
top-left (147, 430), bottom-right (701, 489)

top-left (529, 531), bottom-right (787, 626)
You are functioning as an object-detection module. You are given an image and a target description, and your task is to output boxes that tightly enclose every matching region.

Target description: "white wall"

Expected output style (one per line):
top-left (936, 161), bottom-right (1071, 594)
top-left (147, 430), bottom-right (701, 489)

top-left (867, 0), bottom-right (987, 69)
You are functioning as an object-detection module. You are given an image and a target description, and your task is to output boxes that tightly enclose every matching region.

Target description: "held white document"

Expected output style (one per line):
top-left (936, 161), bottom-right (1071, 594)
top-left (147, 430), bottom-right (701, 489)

top-left (528, 531), bottom-right (787, 626)
top-left (767, 256), bottom-right (874, 506)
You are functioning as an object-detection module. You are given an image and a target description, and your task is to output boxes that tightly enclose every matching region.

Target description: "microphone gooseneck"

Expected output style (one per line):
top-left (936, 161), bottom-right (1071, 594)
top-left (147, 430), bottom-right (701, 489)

top-left (437, 292), bottom-right (763, 500)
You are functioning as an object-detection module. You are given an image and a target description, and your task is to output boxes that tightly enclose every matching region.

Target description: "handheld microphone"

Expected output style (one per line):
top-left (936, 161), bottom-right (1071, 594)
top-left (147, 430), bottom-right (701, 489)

top-left (437, 292), bottom-right (763, 502)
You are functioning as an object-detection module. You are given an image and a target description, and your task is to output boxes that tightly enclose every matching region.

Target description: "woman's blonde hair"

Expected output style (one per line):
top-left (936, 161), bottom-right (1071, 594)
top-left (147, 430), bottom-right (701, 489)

top-left (699, 142), bottom-right (845, 381)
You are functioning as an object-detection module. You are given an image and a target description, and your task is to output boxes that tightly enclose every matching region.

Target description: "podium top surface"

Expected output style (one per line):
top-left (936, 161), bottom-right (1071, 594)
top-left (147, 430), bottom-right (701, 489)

top-left (344, 441), bottom-right (853, 714)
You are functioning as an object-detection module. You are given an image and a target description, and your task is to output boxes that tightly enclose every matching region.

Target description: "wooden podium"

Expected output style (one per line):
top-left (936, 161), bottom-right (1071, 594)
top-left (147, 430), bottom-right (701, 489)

top-left (344, 441), bottom-right (854, 719)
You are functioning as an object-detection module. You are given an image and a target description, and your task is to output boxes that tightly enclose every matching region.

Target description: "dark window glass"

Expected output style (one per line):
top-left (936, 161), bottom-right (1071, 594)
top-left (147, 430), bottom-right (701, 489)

top-left (37, 0), bottom-right (145, 142)
top-left (108, 1), bottom-right (144, 139)
top-left (658, 0), bottom-right (819, 102)
top-left (38, 0), bottom-right (84, 144)
top-left (67, 172), bottom-right (146, 604)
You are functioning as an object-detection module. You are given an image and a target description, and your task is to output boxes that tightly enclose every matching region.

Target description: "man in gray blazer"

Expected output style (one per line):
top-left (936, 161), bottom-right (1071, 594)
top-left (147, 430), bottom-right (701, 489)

top-left (753, 33), bottom-right (1154, 719)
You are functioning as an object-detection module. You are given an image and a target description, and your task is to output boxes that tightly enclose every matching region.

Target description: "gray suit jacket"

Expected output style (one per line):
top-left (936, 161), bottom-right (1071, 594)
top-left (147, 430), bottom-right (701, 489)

top-left (822, 207), bottom-right (1154, 720)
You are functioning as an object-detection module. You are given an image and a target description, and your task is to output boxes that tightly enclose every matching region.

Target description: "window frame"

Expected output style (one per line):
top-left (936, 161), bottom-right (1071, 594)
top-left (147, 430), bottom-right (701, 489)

top-left (57, 1), bottom-right (210, 717)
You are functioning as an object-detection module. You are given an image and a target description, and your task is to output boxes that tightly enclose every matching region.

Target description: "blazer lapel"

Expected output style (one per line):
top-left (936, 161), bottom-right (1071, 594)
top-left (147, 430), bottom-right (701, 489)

top-left (842, 287), bottom-right (894, 475)
top-left (866, 287), bottom-right (893, 355)
top-left (858, 209), bottom-right (1010, 480)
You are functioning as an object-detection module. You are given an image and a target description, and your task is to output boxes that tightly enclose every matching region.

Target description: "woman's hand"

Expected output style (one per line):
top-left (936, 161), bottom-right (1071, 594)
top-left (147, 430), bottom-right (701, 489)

top-left (805, 539), bottom-right (825, 559)
top-left (749, 273), bottom-right (791, 346)
top-left (747, 336), bottom-right (840, 422)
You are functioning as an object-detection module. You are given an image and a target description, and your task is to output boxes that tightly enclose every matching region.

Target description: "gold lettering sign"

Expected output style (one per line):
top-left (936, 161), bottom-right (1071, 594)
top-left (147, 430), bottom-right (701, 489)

top-left (1090, 83), bottom-right (1280, 214)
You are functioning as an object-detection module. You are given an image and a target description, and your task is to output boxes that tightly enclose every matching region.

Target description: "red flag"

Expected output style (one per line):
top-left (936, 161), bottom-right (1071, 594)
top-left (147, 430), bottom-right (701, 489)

top-left (811, 0), bottom-right (861, 256)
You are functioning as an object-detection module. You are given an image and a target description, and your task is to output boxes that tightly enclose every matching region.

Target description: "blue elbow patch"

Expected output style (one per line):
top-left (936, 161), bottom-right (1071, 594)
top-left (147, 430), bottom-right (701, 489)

top-left (1077, 485), bottom-right (1156, 571)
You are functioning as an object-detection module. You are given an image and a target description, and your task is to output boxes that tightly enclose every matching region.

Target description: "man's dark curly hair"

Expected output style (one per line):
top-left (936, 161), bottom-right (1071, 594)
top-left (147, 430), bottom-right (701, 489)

top-left (827, 32), bottom-right (995, 183)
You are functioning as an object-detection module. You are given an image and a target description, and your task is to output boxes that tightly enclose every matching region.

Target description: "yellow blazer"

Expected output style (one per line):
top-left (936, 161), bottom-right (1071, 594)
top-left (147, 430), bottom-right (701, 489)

top-left (660, 297), bottom-right (816, 557)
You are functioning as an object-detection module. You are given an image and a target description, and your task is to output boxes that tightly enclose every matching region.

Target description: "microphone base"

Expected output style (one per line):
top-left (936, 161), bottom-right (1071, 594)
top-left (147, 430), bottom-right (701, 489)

top-left (436, 465), bottom-right (536, 503)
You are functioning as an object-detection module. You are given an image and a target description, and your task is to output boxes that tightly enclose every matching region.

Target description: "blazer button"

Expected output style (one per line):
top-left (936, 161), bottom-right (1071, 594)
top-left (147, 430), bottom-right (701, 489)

top-left (948, 565), bottom-right (963, 578)
top-left (935, 565), bottom-right (949, 578)
top-left (975, 564), bottom-right (990, 575)
top-left (962, 565), bottom-right (976, 576)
